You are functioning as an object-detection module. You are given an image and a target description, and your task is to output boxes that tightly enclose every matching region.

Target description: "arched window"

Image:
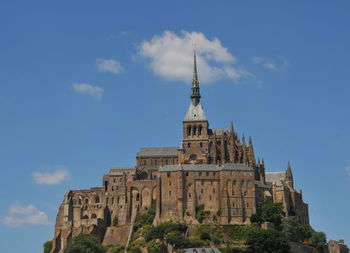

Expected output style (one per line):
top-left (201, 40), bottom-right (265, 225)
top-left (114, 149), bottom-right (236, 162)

top-left (199, 126), bottom-right (203, 135)
top-left (200, 142), bottom-right (203, 148)
top-left (95, 196), bottom-right (100, 203)
top-left (91, 213), bottom-right (97, 219)
top-left (136, 193), bottom-right (140, 201)
top-left (82, 215), bottom-right (89, 219)
top-left (187, 126), bottom-right (191, 136)
top-left (85, 198), bottom-right (89, 205)
top-left (193, 126), bottom-right (197, 136)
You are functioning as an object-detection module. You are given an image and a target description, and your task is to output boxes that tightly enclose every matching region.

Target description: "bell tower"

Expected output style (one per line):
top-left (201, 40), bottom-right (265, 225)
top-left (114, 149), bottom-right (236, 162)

top-left (180, 49), bottom-right (210, 164)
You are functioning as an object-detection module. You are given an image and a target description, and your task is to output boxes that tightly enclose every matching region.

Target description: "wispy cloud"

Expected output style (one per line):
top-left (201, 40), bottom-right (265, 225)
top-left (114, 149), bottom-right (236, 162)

top-left (138, 30), bottom-right (251, 84)
top-left (96, 58), bottom-right (123, 74)
top-left (72, 82), bottom-right (103, 99)
top-left (2, 204), bottom-right (51, 227)
top-left (32, 167), bottom-right (71, 185)
top-left (252, 56), bottom-right (288, 72)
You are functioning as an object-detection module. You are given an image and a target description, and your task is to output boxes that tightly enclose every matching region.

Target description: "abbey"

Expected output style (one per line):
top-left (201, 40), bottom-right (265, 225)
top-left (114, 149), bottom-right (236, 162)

top-left (50, 52), bottom-right (309, 253)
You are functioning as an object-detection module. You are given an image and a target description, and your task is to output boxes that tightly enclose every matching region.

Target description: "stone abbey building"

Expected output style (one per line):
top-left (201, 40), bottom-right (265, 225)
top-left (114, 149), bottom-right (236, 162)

top-left (50, 52), bottom-right (309, 253)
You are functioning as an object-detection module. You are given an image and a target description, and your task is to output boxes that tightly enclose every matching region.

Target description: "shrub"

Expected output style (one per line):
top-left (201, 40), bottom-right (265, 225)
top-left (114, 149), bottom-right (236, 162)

top-left (245, 226), bottom-right (290, 253)
top-left (133, 201), bottom-right (156, 232)
top-left (64, 233), bottom-right (105, 253)
top-left (200, 231), bottom-right (211, 241)
top-left (107, 244), bottom-right (125, 253)
top-left (43, 240), bottom-right (52, 253)
top-left (250, 201), bottom-right (285, 227)
top-left (112, 216), bottom-right (118, 226)
top-left (308, 231), bottom-right (326, 248)
top-left (127, 247), bottom-right (141, 253)
top-left (144, 222), bottom-right (188, 242)
top-left (196, 205), bottom-right (210, 223)
top-left (220, 246), bottom-right (248, 253)
top-left (147, 240), bottom-right (167, 253)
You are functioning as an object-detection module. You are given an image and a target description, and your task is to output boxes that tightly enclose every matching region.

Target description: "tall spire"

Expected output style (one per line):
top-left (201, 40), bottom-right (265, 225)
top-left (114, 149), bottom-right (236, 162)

top-left (286, 161), bottom-right (294, 188)
top-left (191, 48), bottom-right (201, 106)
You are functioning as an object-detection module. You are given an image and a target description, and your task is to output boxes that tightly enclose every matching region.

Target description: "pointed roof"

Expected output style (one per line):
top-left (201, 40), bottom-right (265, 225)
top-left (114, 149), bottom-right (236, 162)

top-left (184, 102), bottom-right (207, 121)
top-left (184, 49), bottom-right (207, 122)
top-left (286, 161), bottom-right (293, 179)
top-left (190, 49), bottom-right (201, 106)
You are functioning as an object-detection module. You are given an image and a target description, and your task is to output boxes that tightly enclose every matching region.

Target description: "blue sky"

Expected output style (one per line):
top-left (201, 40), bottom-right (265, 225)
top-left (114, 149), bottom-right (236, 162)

top-left (1, 1), bottom-right (350, 252)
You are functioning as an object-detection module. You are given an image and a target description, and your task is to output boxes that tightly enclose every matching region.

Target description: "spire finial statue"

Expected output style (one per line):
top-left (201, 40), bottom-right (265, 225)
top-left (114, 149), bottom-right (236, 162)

top-left (191, 45), bottom-right (201, 106)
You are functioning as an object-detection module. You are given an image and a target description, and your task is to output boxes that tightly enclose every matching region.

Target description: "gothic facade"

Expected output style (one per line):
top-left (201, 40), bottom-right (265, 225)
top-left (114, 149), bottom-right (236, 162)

top-left (50, 51), bottom-right (309, 253)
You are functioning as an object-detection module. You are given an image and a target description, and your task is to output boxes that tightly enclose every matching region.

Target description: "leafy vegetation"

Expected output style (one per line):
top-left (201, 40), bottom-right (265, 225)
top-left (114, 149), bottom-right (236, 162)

top-left (144, 222), bottom-right (188, 242)
top-left (195, 224), bottom-right (247, 243)
top-left (219, 246), bottom-right (248, 253)
top-left (196, 204), bottom-right (211, 223)
top-left (112, 216), bottom-right (119, 226)
top-left (245, 225), bottom-right (290, 253)
top-left (146, 240), bottom-right (167, 253)
top-left (106, 244), bottom-right (125, 253)
top-left (43, 240), bottom-right (52, 253)
top-left (64, 233), bottom-right (105, 253)
top-left (133, 200), bottom-right (156, 233)
top-left (250, 201), bottom-right (285, 226)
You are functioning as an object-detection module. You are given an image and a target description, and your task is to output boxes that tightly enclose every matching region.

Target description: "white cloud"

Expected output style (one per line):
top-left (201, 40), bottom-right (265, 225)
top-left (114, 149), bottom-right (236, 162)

top-left (138, 30), bottom-right (250, 83)
top-left (345, 166), bottom-right (350, 178)
top-left (72, 82), bottom-right (103, 99)
top-left (2, 204), bottom-right (51, 227)
top-left (32, 168), bottom-right (71, 185)
top-left (96, 58), bottom-right (123, 74)
top-left (252, 56), bottom-right (288, 72)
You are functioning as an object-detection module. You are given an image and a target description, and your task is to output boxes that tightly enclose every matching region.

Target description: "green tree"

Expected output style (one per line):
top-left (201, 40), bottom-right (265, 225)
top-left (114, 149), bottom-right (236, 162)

top-left (245, 226), bottom-right (290, 253)
top-left (43, 240), bottom-right (52, 253)
top-left (280, 216), bottom-right (300, 242)
top-left (64, 233), bottom-right (105, 253)
top-left (298, 224), bottom-right (314, 242)
top-left (308, 231), bottom-right (326, 248)
top-left (250, 201), bottom-right (285, 226)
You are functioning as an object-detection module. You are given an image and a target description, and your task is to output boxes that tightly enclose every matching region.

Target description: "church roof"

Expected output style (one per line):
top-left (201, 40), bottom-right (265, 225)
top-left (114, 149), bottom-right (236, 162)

top-left (137, 147), bottom-right (179, 157)
top-left (159, 163), bottom-right (253, 172)
top-left (265, 171), bottom-right (286, 186)
top-left (212, 128), bottom-right (228, 135)
top-left (184, 102), bottom-right (207, 121)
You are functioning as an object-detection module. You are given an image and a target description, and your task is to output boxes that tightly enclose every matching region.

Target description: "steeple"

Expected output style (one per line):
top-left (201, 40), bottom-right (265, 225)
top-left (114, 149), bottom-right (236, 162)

top-left (191, 49), bottom-right (201, 106)
top-left (286, 161), bottom-right (294, 188)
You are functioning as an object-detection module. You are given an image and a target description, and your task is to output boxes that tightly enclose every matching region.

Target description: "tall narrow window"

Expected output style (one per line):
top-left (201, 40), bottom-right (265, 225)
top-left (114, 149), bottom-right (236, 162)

top-left (199, 126), bottom-right (203, 135)
top-left (187, 127), bottom-right (192, 136)
top-left (193, 126), bottom-right (197, 136)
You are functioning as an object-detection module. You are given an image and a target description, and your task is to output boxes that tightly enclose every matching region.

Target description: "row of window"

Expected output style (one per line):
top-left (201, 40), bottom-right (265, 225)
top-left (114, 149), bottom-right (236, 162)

top-left (187, 125), bottom-right (203, 136)
top-left (142, 158), bottom-right (178, 166)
